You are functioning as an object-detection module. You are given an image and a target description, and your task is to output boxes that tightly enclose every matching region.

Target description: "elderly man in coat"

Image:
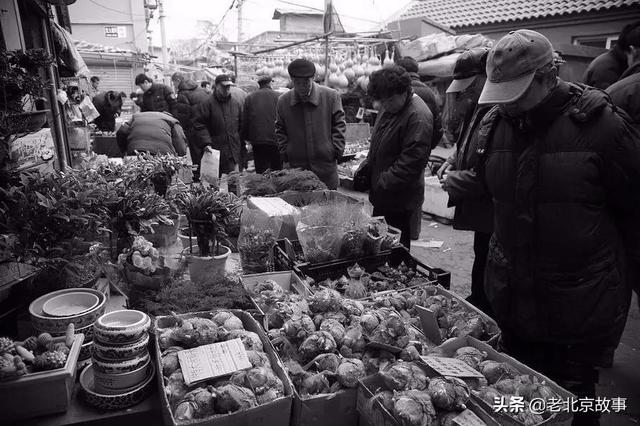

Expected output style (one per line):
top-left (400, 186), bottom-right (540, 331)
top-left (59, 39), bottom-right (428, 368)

top-left (275, 59), bottom-right (346, 189)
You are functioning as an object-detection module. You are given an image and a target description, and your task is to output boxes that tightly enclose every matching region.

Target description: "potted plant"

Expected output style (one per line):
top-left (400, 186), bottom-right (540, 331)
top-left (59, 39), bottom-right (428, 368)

top-left (175, 185), bottom-right (242, 283)
top-left (117, 235), bottom-right (171, 291)
top-left (125, 152), bottom-right (190, 196)
top-left (0, 49), bottom-right (54, 170)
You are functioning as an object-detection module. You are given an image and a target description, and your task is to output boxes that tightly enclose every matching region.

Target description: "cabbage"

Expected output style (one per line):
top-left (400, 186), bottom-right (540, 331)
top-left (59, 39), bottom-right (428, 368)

top-left (380, 361), bottom-right (428, 391)
top-left (342, 299), bottom-right (365, 316)
top-left (299, 331), bottom-right (337, 363)
top-left (427, 377), bottom-right (470, 411)
top-left (309, 353), bottom-right (340, 373)
top-left (226, 330), bottom-right (263, 351)
top-left (230, 367), bottom-right (283, 397)
top-left (308, 288), bottom-right (342, 313)
top-left (300, 372), bottom-right (330, 396)
top-left (213, 384), bottom-right (258, 413)
top-left (392, 390), bottom-right (437, 426)
top-left (336, 358), bottom-right (366, 388)
top-left (342, 324), bottom-right (366, 353)
top-left (371, 390), bottom-right (394, 413)
top-left (478, 361), bottom-right (518, 384)
top-left (283, 314), bottom-right (316, 341)
top-left (245, 350), bottom-right (271, 368)
top-left (320, 319), bottom-right (346, 345)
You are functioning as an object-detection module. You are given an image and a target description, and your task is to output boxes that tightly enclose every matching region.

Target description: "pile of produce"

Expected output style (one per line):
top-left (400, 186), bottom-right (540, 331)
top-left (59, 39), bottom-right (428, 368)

top-left (118, 235), bottom-right (162, 274)
top-left (0, 325), bottom-right (75, 381)
top-left (251, 281), bottom-right (435, 398)
top-left (368, 360), bottom-right (473, 426)
top-left (448, 346), bottom-right (559, 425)
top-left (158, 312), bottom-right (286, 422)
top-left (370, 285), bottom-right (498, 342)
top-left (308, 262), bottom-right (435, 299)
top-left (239, 169), bottom-right (327, 196)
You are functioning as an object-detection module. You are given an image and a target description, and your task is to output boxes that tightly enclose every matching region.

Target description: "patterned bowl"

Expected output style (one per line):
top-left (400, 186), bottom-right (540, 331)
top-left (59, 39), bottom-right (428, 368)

top-left (94, 310), bottom-right (150, 345)
top-left (92, 333), bottom-right (149, 361)
top-left (93, 357), bottom-right (151, 394)
top-left (92, 350), bottom-right (150, 375)
top-left (37, 323), bottom-right (94, 341)
top-left (79, 338), bottom-right (93, 362)
top-left (29, 289), bottom-right (106, 334)
top-left (80, 363), bottom-right (156, 410)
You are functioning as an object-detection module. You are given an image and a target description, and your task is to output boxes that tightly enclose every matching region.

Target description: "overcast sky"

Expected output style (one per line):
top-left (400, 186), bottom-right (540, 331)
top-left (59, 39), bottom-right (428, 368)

top-left (152, 0), bottom-right (412, 42)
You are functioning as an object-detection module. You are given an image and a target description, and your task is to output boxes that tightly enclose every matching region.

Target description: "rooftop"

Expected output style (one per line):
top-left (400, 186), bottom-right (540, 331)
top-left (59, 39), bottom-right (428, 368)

top-left (399, 0), bottom-right (640, 27)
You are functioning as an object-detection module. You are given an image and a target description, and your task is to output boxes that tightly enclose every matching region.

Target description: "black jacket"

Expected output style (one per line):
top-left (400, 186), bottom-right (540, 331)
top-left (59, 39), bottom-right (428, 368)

top-left (364, 93), bottom-right (433, 212)
top-left (242, 87), bottom-right (280, 145)
top-left (408, 72), bottom-right (443, 148)
top-left (91, 91), bottom-right (123, 132)
top-left (116, 111), bottom-right (186, 156)
top-left (140, 83), bottom-right (176, 114)
top-left (479, 81), bottom-right (640, 345)
top-left (174, 80), bottom-right (210, 131)
top-left (444, 105), bottom-right (494, 234)
top-left (582, 46), bottom-right (628, 90)
top-left (608, 61), bottom-right (640, 130)
top-left (193, 93), bottom-right (243, 175)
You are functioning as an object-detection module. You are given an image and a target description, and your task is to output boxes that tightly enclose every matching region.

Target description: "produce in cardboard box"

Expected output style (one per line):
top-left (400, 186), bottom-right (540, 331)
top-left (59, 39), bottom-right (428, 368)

top-left (426, 377), bottom-right (470, 411)
top-left (380, 361), bottom-right (428, 391)
top-left (336, 358), bottom-right (366, 387)
top-left (453, 346), bottom-right (487, 370)
top-left (392, 389), bottom-right (437, 426)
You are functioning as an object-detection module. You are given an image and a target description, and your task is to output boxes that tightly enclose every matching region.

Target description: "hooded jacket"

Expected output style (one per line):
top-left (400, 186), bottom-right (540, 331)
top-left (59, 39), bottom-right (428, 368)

top-left (365, 92), bottom-right (433, 212)
top-left (582, 46), bottom-right (628, 90)
top-left (608, 61), bottom-right (640, 129)
top-left (140, 83), bottom-right (176, 114)
top-left (479, 80), bottom-right (640, 346)
top-left (192, 91), bottom-right (243, 175)
top-left (174, 79), bottom-right (210, 131)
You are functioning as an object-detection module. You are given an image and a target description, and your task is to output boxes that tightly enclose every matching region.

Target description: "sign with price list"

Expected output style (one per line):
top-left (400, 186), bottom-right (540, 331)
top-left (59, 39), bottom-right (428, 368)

top-left (177, 338), bottom-right (251, 386)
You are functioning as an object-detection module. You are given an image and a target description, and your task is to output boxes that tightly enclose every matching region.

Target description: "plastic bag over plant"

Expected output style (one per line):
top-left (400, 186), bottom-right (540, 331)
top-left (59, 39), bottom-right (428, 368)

top-left (238, 209), bottom-right (283, 273)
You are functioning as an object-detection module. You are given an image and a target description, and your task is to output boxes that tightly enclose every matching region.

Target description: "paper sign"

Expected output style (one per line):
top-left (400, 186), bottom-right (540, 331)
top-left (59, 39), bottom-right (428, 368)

top-left (9, 128), bottom-right (56, 172)
top-left (416, 305), bottom-right (443, 344)
top-left (421, 356), bottom-right (484, 379)
top-left (356, 107), bottom-right (365, 120)
top-left (249, 197), bottom-right (299, 217)
top-left (453, 409), bottom-right (487, 426)
top-left (177, 338), bottom-right (251, 386)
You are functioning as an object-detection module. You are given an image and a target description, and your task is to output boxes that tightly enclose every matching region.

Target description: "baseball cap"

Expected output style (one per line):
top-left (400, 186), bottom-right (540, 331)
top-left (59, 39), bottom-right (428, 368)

top-left (288, 59), bottom-right (316, 78)
top-left (478, 29), bottom-right (554, 104)
top-left (215, 74), bottom-right (235, 86)
top-left (446, 47), bottom-right (490, 94)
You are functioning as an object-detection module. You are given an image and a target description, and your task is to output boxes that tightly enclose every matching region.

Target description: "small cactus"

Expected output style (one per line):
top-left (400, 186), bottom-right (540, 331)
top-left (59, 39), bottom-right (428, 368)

top-left (65, 324), bottom-right (75, 348)
top-left (52, 343), bottom-right (70, 356)
top-left (34, 350), bottom-right (67, 371)
top-left (15, 345), bottom-right (34, 363)
top-left (17, 336), bottom-right (38, 351)
top-left (0, 337), bottom-right (14, 354)
top-left (37, 333), bottom-right (53, 349)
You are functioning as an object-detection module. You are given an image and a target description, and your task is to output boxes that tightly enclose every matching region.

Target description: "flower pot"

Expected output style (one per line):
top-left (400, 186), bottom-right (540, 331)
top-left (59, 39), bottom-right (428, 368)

top-left (187, 245), bottom-right (230, 284)
top-left (122, 263), bottom-right (171, 290)
top-left (177, 228), bottom-right (192, 249)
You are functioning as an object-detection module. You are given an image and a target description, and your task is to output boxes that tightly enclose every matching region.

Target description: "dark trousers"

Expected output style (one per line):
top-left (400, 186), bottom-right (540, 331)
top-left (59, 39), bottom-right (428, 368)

top-left (372, 207), bottom-right (412, 250)
top-left (252, 143), bottom-right (282, 174)
top-left (469, 231), bottom-right (493, 316)
top-left (499, 330), bottom-right (601, 426)
top-left (410, 207), bottom-right (422, 240)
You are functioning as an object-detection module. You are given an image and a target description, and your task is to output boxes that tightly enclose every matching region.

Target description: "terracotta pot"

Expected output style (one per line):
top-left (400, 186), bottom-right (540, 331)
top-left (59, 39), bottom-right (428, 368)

top-left (187, 245), bottom-right (230, 284)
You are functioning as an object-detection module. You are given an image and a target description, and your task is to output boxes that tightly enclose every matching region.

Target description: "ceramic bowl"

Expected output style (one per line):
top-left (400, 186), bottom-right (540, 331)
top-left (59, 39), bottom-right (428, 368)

top-left (79, 339), bottom-right (93, 362)
top-left (92, 350), bottom-right (150, 375)
top-left (80, 363), bottom-right (156, 410)
top-left (93, 357), bottom-right (151, 394)
top-left (94, 310), bottom-right (150, 345)
top-left (92, 332), bottom-right (149, 361)
top-left (37, 323), bottom-right (94, 341)
top-left (30, 288), bottom-right (106, 334)
top-left (42, 291), bottom-right (99, 317)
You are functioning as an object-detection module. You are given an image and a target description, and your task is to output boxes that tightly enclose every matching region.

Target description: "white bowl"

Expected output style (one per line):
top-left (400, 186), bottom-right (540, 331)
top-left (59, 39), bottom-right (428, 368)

top-left (30, 289), bottom-right (107, 334)
top-left (80, 363), bottom-right (156, 410)
top-left (94, 310), bottom-right (150, 345)
top-left (42, 292), bottom-right (99, 317)
top-left (93, 357), bottom-right (150, 394)
top-left (92, 350), bottom-right (150, 375)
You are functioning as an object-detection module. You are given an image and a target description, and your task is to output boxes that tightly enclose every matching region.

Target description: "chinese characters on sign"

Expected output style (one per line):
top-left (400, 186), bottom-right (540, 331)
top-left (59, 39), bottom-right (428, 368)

top-left (177, 338), bottom-right (251, 386)
top-left (104, 26), bottom-right (127, 38)
top-left (492, 396), bottom-right (627, 414)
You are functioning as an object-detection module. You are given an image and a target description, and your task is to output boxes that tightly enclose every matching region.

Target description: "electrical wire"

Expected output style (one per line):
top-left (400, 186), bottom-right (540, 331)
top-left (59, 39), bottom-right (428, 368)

top-left (183, 0), bottom-right (237, 57)
top-left (275, 0), bottom-right (383, 25)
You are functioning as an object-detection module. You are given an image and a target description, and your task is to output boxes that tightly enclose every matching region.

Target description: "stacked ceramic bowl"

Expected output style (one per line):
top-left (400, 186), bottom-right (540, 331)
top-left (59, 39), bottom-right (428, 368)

top-left (88, 310), bottom-right (153, 398)
top-left (29, 288), bottom-right (107, 363)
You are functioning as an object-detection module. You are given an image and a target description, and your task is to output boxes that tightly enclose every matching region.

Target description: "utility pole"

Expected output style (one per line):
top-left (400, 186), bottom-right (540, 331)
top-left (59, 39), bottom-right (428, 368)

top-left (237, 0), bottom-right (245, 43)
top-left (158, 0), bottom-right (169, 82)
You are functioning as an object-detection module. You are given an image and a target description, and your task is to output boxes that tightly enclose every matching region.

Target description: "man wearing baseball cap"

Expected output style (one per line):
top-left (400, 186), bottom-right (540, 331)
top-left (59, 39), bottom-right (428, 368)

top-left (475, 30), bottom-right (640, 425)
top-left (274, 58), bottom-right (346, 189)
top-left (437, 47), bottom-right (494, 316)
top-left (192, 74), bottom-right (244, 175)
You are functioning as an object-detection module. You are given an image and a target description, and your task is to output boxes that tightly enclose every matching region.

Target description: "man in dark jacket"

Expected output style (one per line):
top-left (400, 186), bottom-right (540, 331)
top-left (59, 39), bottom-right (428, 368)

top-left (355, 66), bottom-right (433, 249)
top-left (171, 72), bottom-right (210, 179)
top-left (92, 91), bottom-right (126, 131)
top-left (135, 73), bottom-right (176, 114)
top-left (476, 30), bottom-right (640, 425)
top-left (116, 111), bottom-right (187, 156)
top-left (438, 47), bottom-right (493, 315)
top-left (192, 74), bottom-right (243, 176)
top-left (275, 59), bottom-right (346, 189)
top-left (243, 76), bottom-right (282, 173)
top-left (583, 21), bottom-right (640, 89)
top-left (396, 56), bottom-right (444, 241)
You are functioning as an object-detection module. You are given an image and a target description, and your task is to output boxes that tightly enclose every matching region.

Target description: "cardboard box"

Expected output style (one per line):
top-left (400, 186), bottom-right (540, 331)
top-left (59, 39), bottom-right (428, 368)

top-left (436, 336), bottom-right (574, 426)
top-left (357, 371), bottom-right (500, 426)
top-left (292, 388), bottom-right (358, 426)
top-left (423, 176), bottom-right (455, 220)
top-left (154, 310), bottom-right (294, 426)
top-left (242, 271), bottom-right (313, 328)
top-left (0, 334), bottom-right (85, 421)
top-left (247, 196), bottom-right (300, 240)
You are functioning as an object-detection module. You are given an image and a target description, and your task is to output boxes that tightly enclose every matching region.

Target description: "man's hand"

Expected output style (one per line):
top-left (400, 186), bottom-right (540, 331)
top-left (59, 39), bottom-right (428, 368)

top-left (437, 161), bottom-right (453, 181)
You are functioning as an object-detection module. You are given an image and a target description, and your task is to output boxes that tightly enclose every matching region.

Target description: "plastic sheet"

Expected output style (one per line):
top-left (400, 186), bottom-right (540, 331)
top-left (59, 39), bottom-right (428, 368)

top-left (238, 209), bottom-right (282, 273)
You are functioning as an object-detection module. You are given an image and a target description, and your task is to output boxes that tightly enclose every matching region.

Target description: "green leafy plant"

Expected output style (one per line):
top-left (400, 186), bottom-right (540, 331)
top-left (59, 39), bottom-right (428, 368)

top-left (124, 152), bottom-right (190, 196)
top-left (175, 185), bottom-right (242, 257)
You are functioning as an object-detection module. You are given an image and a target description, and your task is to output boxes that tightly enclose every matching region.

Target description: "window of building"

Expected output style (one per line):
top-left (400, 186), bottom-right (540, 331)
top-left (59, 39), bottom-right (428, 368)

top-left (573, 35), bottom-right (618, 49)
